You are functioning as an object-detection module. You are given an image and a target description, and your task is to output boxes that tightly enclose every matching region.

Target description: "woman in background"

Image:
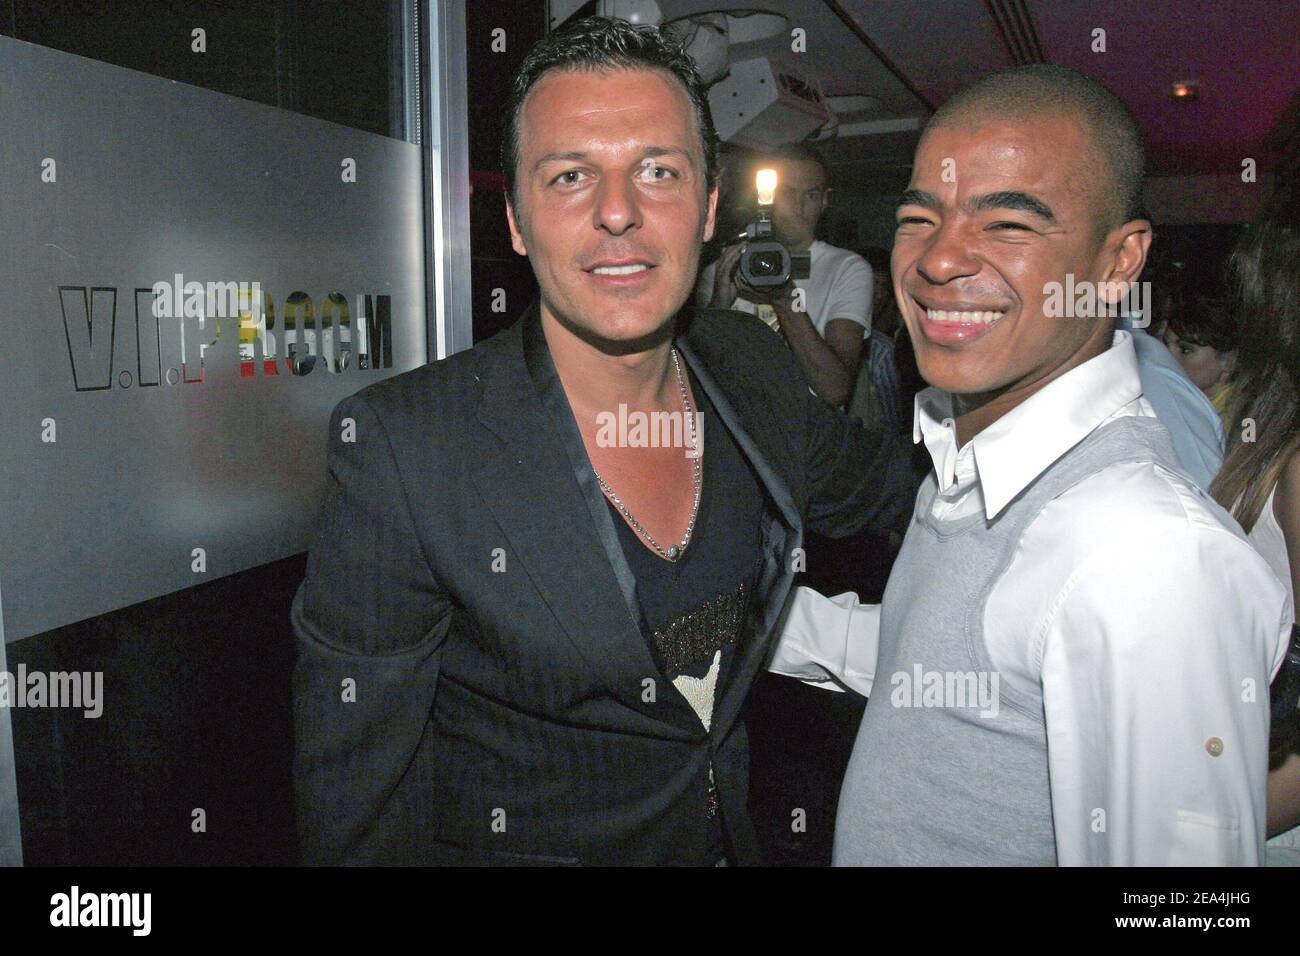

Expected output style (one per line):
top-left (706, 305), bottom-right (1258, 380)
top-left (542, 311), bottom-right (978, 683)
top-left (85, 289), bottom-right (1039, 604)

top-left (1211, 217), bottom-right (1300, 866)
top-left (1164, 295), bottom-right (1239, 415)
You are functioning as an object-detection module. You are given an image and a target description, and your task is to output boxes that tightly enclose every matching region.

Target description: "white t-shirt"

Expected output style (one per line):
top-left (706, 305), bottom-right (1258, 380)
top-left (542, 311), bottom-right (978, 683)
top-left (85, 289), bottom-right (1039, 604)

top-left (1250, 485), bottom-right (1293, 605)
top-left (696, 240), bottom-right (873, 338)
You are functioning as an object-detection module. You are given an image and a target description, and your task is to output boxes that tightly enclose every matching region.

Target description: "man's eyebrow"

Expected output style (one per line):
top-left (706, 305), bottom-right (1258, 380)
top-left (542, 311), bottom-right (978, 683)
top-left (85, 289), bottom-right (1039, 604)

top-left (532, 146), bottom-right (696, 173)
top-left (897, 189), bottom-right (941, 211)
top-left (532, 150), bottom-right (589, 173)
top-left (968, 190), bottom-right (1057, 223)
top-left (642, 146), bottom-right (694, 164)
top-left (896, 189), bottom-right (1058, 224)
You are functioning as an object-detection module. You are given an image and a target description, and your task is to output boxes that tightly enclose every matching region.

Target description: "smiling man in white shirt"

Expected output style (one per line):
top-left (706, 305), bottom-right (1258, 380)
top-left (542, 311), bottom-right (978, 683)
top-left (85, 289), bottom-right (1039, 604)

top-left (769, 64), bottom-right (1293, 866)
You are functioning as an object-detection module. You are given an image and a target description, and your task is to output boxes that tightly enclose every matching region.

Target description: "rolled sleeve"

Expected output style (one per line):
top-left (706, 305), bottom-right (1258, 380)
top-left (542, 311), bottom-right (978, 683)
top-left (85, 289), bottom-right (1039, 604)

top-left (768, 587), bottom-right (880, 697)
top-left (1041, 525), bottom-right (1291, 866)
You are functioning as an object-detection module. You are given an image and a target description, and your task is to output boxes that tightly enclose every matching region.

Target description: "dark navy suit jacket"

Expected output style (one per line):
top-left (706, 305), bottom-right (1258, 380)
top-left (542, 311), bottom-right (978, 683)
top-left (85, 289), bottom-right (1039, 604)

top-left (291, 303), bottom-right (913, 865)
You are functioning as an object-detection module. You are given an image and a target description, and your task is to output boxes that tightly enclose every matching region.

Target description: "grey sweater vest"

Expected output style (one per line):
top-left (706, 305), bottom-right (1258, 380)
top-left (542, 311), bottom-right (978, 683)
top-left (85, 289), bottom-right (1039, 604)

top-left (834, 415), bottom-right (1182, 866)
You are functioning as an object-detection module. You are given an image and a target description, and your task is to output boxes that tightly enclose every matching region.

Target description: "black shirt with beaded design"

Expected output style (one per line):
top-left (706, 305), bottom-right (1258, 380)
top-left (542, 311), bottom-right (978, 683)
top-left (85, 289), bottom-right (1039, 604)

top-left (604, 364), bottom-right (766, 862)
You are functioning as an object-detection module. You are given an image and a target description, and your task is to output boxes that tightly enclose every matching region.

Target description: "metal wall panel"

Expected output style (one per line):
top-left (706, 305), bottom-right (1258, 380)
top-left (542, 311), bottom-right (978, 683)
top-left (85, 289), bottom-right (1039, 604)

top-left (0, 591), bottom-right (20, 864)
top-left (0, 35), bottom-right (428, 643)
top-left (425, 0), bottom-right (473, 358)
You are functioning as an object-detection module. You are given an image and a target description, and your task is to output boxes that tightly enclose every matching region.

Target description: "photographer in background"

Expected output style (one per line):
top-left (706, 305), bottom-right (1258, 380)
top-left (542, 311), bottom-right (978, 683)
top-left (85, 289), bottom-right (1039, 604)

top-left (697, 143), bottom-right (873, 408)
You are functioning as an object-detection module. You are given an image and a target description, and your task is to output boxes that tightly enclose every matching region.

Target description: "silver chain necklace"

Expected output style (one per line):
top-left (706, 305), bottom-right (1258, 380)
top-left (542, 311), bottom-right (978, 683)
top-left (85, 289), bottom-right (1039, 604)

top-left (592, 348), bottom-right (702, 562)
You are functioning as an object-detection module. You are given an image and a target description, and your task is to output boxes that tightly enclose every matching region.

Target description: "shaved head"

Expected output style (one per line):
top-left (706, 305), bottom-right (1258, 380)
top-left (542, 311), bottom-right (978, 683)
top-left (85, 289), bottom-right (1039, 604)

top-left (925, 64), bottom-right (1146, 236)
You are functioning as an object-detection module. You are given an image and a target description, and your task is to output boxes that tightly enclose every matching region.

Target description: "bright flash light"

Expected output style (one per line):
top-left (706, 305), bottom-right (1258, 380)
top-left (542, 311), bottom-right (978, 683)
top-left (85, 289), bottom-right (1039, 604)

top-left (756, 168), bottom-right (777, 205)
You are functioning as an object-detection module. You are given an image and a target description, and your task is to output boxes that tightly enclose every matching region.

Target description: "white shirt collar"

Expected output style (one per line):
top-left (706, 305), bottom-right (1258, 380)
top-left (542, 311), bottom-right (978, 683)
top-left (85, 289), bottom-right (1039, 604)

top-left (912, 330), bottom-right (1144, 520)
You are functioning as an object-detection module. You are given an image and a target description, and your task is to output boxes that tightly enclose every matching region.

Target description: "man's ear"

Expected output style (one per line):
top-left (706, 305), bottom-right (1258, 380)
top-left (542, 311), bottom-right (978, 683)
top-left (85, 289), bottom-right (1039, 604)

top-left (702, 180), bottom-right (720, 243)
top-left (1100, 218), bottom-right (1152, 307)
top-left (505, 196), bottom-right (528, 257)
top-left (1104, 219), bottom-right (1152, 284)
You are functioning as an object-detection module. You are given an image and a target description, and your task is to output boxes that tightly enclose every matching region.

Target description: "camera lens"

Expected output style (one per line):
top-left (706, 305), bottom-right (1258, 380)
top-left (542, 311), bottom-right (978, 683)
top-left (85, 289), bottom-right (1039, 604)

top-left (752, 252), bottom-right (782, 276)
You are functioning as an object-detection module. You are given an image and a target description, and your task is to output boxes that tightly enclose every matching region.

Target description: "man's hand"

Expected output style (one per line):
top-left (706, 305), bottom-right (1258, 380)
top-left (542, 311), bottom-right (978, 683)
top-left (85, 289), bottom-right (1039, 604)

top-left (707, 242), bottom-right (745, 309)
top-left (737, 279), bottom-right (798, 311)
top-left (739, 279), bottom-right (799, 341)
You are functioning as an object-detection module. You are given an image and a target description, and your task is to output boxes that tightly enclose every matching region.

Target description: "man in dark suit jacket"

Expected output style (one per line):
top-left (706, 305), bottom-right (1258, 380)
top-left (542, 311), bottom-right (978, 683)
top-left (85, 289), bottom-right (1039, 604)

top-left (291, 16), bottom-right (911, 865)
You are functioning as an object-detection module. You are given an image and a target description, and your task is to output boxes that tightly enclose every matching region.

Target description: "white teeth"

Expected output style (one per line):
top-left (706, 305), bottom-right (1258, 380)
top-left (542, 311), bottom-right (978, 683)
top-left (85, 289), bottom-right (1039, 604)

top-left (925, 307), bottom-right (1004, 324)
top-left (593, 264), bottom-right (649, 275)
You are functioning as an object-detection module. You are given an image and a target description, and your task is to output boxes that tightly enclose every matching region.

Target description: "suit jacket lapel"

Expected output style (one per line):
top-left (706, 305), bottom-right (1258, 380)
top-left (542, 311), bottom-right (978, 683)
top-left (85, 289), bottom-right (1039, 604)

top-left (675, 333), bottom-right (801, 531)
top-left (676, 326), bottom-right (804, 741)
top-left (472, 307), bottom-right (702, 734)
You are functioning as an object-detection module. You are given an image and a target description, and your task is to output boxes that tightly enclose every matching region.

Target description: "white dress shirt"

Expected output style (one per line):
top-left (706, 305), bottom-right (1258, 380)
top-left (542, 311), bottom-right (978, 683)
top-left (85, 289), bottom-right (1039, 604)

top-left (770, 331), bottom-right (1294, 865)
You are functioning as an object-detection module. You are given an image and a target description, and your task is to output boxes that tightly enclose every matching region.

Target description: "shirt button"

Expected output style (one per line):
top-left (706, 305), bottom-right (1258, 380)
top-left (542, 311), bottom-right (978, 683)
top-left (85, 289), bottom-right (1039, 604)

top-left (1205, 736), bottom-right (1224, 757)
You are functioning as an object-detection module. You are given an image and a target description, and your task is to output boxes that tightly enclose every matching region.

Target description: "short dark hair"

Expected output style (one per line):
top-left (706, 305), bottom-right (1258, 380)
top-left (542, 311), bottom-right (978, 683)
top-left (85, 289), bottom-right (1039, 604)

top-left (1168, 296), bottom-right (1239, 353)
top-left (766, 141), bottom-right (829, 182)
top-left (926, 64), bottom-right (1146, 232)
top-left (501, 16), bottom-right (720, 207)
